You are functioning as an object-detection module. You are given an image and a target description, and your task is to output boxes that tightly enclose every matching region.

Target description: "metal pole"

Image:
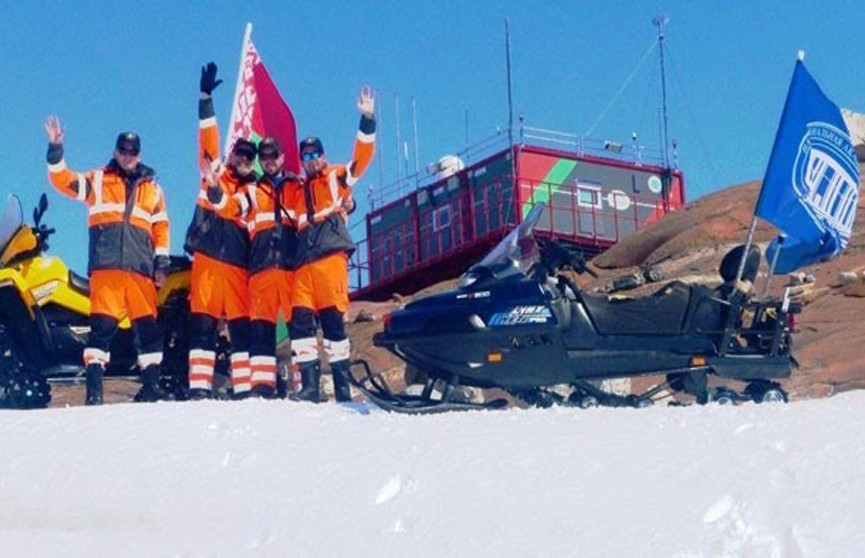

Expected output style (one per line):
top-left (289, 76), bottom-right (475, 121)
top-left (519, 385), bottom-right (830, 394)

top-left (505, 18), bottom-right (518, 217)
top-left (652, 14), bottom-right (670, 169)
top-left (376, 88), bottom-right (384, 207)
top-left (735, 216), bottom-right (759, 288)
top-left (412, 96), bottom-right (420, 176)
top-left (394, 93), bottom-right (402, 186)
top-left (759, 235), bottom-right (785, 300)
top-left (505, 18), bottom-right (514, 144)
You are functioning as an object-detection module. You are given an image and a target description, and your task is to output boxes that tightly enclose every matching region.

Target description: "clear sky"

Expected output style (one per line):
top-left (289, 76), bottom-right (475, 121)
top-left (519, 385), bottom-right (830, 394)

top-left (2, 1), bottom-right (863, 273)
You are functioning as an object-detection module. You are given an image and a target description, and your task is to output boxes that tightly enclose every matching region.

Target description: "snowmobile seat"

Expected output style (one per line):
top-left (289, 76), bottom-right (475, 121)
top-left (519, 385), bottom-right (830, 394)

top-left (68, 270), bottom-right (90, 296)
top-left (686, 245), bottom-right (762, 335)
top-left (580, 280), bottom-right (694, 335)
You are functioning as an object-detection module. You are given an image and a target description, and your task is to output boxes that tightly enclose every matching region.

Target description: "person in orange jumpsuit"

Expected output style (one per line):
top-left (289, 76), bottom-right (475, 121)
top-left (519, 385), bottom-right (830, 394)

top-left (45, 116), bottom-right (170, 405)
top-left (184, 62), bottom-right (254, 399)
top-left (208, 137), bottom-right (297, 398)
top-left (288, 86), bottom-right (375, 403)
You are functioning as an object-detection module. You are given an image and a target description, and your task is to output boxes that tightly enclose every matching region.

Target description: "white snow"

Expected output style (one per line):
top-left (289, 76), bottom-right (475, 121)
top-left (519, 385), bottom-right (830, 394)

top-left (1, 392), bottom-right (864, 556)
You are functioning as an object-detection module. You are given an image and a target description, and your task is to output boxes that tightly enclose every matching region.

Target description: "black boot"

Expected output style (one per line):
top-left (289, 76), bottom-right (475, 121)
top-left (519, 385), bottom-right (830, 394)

top-left (291, 362), bottom-right (321, 403)
top-left (331, 362), bottom-right (352, 403)
top-left (84, 363), bottom-right (104, 406)
top-left (135, 364), bottom-right (165, 403)
top-left (249, 384), bottom-right (276, 399)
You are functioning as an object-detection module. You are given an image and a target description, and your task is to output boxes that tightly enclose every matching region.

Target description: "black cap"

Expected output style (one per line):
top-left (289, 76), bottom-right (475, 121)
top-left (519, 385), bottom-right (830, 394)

top-left (299, 136), bottom-right (324, 154)
top-left (231, 138), bottom-right (257, 160)
top-left (258, 137), bottom-right (282, 158)
top-left (116, 131), bottom-right (140, 155)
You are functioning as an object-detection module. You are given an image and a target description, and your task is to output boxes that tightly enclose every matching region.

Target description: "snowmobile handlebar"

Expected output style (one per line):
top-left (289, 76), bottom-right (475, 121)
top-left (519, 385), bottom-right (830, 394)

top-left (536, 236), bottom-right (596, 278)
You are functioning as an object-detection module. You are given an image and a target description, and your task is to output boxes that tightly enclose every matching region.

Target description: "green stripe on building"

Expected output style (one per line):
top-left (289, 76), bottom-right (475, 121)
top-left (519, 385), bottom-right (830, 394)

top-left (522, 159), bottom-right (578, 218)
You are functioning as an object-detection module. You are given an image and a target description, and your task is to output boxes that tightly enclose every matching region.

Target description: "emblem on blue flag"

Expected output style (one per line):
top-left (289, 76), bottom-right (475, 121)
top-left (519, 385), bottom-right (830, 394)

top-left (756, 59), bottom-right (860, 274)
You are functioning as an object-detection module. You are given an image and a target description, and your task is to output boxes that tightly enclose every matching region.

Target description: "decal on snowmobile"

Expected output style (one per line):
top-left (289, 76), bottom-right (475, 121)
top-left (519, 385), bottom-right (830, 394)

top-left (489, 305), bottom-right (553, 326)
top-left (456, 291), bottom-right (490, 300)
top-left (31, 280), bottom-right (60, 303)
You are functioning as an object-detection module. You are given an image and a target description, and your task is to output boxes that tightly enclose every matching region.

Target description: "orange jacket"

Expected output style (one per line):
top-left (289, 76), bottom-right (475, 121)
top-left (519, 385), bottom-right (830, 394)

top-left (183, 97), bottom-right (252, 269)
top-left (288, 114), bottom-right (375, 265)
top-left (47, 146), bottom-right (169, 277)
top-left (221, 172), bottom-right (298, 274)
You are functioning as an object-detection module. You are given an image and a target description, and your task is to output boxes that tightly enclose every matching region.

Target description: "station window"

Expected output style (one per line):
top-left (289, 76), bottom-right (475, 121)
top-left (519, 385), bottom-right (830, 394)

top-left (576, 184), bottom-right (602, 209)
top-left (433, 206), bottom-right (451, 232)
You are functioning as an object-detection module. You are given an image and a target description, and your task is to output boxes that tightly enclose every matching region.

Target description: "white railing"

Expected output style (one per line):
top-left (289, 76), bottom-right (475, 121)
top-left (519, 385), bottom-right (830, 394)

top-left (366, 123), bottom-right (675, 211)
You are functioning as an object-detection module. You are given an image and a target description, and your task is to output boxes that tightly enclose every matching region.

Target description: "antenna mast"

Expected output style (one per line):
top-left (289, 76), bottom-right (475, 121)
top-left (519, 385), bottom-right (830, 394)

top-left (412, 96), bottom-right (420, 176)
top-left (394, 93), bottom-right (402, 184)
top-left (505, 18), bottom-right (518, 198)
top-left (505, 18), bottom-right (514, 148)
top-left (653, 14), bottom-right (671, 169)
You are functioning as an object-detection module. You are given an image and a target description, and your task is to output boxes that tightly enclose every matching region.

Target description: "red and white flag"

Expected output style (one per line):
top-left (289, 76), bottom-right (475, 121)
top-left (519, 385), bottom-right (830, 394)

top-left (226, 24), bottom-right (300, 174)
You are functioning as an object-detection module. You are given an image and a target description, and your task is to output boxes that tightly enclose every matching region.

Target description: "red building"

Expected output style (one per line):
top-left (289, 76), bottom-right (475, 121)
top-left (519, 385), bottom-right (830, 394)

top-left (350, 128), bottom-right (685, 301)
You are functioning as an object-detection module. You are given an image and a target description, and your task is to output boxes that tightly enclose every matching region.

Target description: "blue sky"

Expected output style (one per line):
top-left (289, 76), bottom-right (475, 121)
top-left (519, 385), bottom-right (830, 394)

top-left (1, 1), bottom-right (863, 273)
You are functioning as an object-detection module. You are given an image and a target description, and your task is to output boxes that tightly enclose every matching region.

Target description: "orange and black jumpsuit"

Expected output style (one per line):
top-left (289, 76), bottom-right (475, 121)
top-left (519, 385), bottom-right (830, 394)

top-left (218, 171), bottom-right (296, 392)
top-left (287, 114), bottom-right (375, 378)
top-left (46, 146), bottom-right (170, 372)
top-left (183, 96), bottom-right (253, 396)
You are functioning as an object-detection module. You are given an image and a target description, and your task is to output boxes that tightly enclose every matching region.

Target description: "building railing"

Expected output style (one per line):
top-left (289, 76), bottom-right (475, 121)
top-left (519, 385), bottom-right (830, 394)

top-left (366, 123), bottom-right (675, 212)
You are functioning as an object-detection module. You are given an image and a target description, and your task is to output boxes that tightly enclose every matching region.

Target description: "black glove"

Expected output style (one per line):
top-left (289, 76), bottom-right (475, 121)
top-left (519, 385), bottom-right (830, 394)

top-left (206, 184), bottom-right (224, 205)
top-left (200, 62), bottom-right (222, 95)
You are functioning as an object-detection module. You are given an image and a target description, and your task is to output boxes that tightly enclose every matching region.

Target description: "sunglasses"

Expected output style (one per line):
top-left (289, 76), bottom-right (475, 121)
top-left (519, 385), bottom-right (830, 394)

top-left (259, 151), bottom-right (280, 161)
top-left (301, 151), bottom-right (323, 162)
top-left (117, 147), bottom-right (139, 157)
top-left (232, 153), bottom-right (255, 165)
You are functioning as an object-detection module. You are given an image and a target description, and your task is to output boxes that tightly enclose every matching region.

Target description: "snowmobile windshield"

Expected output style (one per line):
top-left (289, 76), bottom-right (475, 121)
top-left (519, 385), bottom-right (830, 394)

top-left (0, 195), bottom-right (23, 256)
top-left (461, 202), bottom-right (545, 287)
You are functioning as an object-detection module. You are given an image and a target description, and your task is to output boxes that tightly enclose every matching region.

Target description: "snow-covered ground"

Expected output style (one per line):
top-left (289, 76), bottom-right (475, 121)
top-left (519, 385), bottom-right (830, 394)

top-left (1, 392), bottom-right (863, 557)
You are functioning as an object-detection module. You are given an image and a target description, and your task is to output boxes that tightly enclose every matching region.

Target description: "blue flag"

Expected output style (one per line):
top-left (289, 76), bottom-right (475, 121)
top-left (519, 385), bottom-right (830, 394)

top-left (756, 59), bottom-right (860, 274)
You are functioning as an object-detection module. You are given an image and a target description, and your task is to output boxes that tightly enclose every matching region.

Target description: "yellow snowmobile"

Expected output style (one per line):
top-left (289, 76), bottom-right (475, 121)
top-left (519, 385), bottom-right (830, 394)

top-left (0, 194), bottom-right (194, 408)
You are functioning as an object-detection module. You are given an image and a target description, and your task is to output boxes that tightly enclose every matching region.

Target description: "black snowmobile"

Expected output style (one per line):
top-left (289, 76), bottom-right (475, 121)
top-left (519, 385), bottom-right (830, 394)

top-left (349, 202), bottom-right (801, 414)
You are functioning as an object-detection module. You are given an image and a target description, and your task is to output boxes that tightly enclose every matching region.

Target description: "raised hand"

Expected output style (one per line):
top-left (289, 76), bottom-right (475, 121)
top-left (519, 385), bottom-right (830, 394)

top-left (200, 152), bottom-right (225, 186)
top-left (45, 115), bottom-right (64, 144)
top-left (357, 86), bottom-right (375, 118)
top-left (200, 62), bottom-right (223, 95)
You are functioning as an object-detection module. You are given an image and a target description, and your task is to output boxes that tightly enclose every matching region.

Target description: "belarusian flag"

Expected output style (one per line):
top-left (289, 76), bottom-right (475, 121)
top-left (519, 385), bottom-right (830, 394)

top-left (225, 23), bottom-right (300, 174)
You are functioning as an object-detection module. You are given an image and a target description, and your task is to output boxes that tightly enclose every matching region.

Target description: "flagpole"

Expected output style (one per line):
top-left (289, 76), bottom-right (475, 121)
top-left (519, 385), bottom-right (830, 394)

top-left (733, 217), bottom-right (758, 290)
top-left (225, 22), bottom-right (253, 158)
top-left (759, 235), bottom-right (784, 300)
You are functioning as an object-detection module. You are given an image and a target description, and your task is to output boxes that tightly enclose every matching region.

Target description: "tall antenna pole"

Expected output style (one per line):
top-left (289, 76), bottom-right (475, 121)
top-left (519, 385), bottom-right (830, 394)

top-left (505, 18), bottom-right (518, 197)
top-left (375, 88), bottom-right (384, 208)
top-left (653, 14), bottom-right (671, 169)
top-left (505, 18), bottom-right (514, 148)
top-left (412, 96), bottom-right (420, 175)
top-left (394, 93), bottom-right (402, 183)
